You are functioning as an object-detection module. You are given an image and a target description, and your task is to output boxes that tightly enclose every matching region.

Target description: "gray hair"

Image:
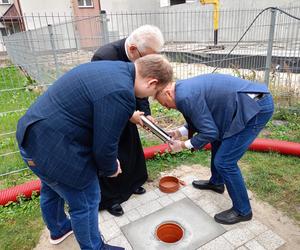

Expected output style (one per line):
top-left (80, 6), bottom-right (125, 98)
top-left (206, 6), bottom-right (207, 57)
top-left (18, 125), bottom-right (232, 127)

top-left (127, 25), bottom-right (164, 53)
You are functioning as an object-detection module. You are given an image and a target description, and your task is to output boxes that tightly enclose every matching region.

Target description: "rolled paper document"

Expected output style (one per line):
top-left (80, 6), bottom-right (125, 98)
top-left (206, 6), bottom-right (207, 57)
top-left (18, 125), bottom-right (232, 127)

top-left (141, 116), bottom-right (172, 142)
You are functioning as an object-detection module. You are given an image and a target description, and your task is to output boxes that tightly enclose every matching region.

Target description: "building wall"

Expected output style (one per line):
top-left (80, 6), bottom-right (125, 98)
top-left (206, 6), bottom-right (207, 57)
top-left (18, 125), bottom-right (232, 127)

top-left (158, 1), bottom-right (300, 43)
top-left (99, 0), bottom-right (161, 41)
top-left (71, 0), bottom-right (101, 48)
top-left (161, 0), bottom-right (296, 10)
top-left (0, 1), bottom-right (13, 52)
top-left (100, 0), bottom-right (160, 13)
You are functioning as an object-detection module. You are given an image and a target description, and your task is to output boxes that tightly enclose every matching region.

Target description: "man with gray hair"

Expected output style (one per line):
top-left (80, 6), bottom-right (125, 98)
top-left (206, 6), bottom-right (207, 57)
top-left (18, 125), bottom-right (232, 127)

top-left (91, 25), bottom-right (165, 217)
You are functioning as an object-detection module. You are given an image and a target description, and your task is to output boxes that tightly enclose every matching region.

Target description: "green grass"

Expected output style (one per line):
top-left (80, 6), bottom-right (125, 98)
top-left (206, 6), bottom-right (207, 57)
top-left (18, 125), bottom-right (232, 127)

top-left (0, 194), bottom-right (43, 250)
top-left (0, 66), bottom-right (40, 177)
top-left (241, 151), bottom-right (300, 223)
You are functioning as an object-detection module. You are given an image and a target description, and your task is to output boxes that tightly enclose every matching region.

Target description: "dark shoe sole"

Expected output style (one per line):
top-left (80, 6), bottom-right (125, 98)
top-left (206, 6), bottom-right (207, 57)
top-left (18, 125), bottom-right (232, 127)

top-left (133, 187), bottom-right (146, 195)
top-left (192, 182), bottom-right (225, 194)
top-left (107, 209), bottom-right (124, 217)
top-left (214, 214), bottom-right (253, 225)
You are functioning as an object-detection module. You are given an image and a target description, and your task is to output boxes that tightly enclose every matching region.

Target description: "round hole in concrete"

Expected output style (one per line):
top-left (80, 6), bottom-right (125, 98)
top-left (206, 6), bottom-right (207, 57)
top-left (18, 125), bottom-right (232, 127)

top-left (156, 221), bottom-right (184, 244)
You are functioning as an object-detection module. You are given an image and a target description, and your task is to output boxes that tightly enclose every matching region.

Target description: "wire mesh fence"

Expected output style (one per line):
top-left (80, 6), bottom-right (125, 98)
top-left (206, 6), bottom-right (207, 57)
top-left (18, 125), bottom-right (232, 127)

top-left (0, 7), bottom-right (300, 181)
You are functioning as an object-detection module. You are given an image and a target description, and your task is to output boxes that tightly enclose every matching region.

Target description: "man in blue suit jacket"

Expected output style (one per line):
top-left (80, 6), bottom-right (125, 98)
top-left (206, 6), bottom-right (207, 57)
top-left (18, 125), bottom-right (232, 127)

top-left (156, 73), bottom-right (274, 225)
top-left (16, 54), bottom-right (173, 250)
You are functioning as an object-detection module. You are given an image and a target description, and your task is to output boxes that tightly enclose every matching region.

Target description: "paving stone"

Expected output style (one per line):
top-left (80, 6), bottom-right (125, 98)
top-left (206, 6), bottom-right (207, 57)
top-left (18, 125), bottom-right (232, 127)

top-left (223, 227), bottom-right (255, 247)
top-left (98, 212), bottom-right (104, 222)
top-left (100, 219), bottom-right (121, 241)
top-left (168, 190), bottom-right (186, 201)
top-left (135, 190), bottom-right (159, 205)
top-left (107, 234), bottom-right (132, 250)
top-left (126, 209), bottom-right (141, 222)
top-left (181, 175), bottom-right (198, 185)
top-left (153, 188), bottom-right (167, 197)
top-left (243, 219), bottom-right (268, 236)
top-left (181, 185), bottom-right (202, 200)
top-left (197, 236), bottom-right (234, 250)
top-left (100, 210), bottom-right (114, 221)
top-left (236, 246), bottom-right (248, 250)
top-left (136, 200), bottom-right (162, 217)
top-left (213, 194), bottom-right (232, 209)
top-left (256, 230), bottom-right (285, 250)
top-left (222, 222), bottom-right (240, 231)
top-left (245, 239), bottom-right (267, 250)
top-left (201, 202), bottom-right (222, 216)
top-left (195, 196), bottom-right (211, 208)
top-left (123, 198), bottom-right (225, 250)
top-left (122, 197), bottom-right (142, 212)
top-left (114, 215), bottom-right (130, 227)
top-left (157, 195), bottom-right (174, 207)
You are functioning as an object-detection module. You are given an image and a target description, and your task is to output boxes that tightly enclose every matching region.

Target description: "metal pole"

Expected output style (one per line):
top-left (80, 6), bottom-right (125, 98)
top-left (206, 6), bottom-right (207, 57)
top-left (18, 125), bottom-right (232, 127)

top-left (99, 10), bottom-right (109, 45)
top-left (264, 8), bottom-right (277, 86)
top-left (47, 24), bottom-right (59, 78)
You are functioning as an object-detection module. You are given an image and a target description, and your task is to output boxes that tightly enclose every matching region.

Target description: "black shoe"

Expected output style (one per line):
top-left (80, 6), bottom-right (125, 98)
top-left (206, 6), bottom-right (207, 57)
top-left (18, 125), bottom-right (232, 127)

top-left (214, 208), bottom-right (253, 225)
top-left (192, 180), bottom-right (225, 194)
top-left (101, 243), bottom-right (125, 250)
top-left (107, 203), bottom-right (124, 217)
top-left (133, 186), bottom-right (146, 195)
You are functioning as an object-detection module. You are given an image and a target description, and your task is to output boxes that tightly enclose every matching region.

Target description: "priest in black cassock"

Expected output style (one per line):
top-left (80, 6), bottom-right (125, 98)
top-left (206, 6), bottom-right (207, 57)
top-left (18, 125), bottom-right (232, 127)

top-left (91, 25), bottom-right (165, 216)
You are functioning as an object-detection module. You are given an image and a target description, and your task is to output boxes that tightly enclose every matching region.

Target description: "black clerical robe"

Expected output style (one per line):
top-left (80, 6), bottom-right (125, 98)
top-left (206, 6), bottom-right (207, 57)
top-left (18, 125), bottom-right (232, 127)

top-left (92, 38), bottom-right (149, 208)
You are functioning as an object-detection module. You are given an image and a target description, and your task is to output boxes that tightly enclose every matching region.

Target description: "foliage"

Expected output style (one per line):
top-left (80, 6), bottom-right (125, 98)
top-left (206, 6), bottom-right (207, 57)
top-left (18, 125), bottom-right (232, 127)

top-left (0, 193), bottom-right (43, 250)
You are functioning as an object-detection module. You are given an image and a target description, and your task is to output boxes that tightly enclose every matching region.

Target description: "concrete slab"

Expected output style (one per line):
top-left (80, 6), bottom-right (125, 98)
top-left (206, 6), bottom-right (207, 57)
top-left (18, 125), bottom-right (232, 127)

top-left (121, 198), bottom-right (226, 250)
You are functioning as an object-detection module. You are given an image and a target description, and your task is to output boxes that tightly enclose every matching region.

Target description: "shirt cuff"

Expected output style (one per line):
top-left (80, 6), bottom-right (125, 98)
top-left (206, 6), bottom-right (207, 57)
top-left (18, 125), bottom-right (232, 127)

top-left (178, 126), bottom-right (189, 137)
top-left (184, 140), bottom-right (194, 149)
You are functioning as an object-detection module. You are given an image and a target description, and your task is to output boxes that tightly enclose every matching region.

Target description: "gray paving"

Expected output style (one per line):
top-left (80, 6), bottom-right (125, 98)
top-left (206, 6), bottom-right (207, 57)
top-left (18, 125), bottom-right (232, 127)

top-left (34, 172), bottom-right (287, 250)
top-left (122, 198), bottom-right (225, 250)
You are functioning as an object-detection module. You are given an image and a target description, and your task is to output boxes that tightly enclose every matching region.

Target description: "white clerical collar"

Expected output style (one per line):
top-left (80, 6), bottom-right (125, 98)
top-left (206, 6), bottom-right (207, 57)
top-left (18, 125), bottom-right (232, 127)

top-left (124, 38), bottom-right (130, 61)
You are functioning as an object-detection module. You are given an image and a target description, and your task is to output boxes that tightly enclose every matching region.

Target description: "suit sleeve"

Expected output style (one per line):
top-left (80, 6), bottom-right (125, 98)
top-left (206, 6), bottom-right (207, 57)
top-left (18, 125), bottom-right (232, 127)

top-left (136, 97), bottom-right (151, 116)
top-left (93, 90), bottom-right (135, 176)
top-left (180, 99), bottom-right (219, 149)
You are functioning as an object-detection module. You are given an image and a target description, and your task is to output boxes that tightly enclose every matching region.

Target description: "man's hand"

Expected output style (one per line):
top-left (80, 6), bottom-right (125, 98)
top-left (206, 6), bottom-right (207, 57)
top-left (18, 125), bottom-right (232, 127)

top-left (108, 159), bottom-right (122, 177)
top-left (168, 129), bottom-right (182, 140)
top-left (130, 111), bottom-right (144, 126)
top-left (168, 139), bottom-right (185, 153)
top-left (146, 115), bottom-right (156, 124)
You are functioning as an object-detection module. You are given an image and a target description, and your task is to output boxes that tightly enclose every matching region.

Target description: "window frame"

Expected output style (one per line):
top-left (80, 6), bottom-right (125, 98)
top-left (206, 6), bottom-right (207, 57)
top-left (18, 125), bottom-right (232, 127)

top-left (77, 0), bottom-right (94, 8)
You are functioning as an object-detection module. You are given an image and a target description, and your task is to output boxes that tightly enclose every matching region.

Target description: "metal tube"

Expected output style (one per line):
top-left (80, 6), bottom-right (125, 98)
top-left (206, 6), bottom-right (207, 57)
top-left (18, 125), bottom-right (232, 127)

top-left (141, 116), bottom-right (171, 142)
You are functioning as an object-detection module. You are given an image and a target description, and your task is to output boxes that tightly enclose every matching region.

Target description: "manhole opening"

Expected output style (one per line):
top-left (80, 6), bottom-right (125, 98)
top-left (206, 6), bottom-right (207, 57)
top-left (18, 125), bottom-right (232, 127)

top-left (156, 222), bottom-right (184, 244)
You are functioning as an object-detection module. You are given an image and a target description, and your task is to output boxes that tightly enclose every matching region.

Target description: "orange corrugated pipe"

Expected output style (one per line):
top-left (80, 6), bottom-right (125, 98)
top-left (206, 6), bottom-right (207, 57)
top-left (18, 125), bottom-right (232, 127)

top-left (1, 138), bottom-right (299, 205)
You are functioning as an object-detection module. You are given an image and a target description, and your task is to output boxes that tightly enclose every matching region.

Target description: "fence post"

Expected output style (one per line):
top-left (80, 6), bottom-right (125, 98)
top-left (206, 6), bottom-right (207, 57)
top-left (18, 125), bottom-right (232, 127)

top-left (47, 24), bottom-right (60, 79)
top-left (264, 8), bottom-right (277, 86)
top-left (27, 30), bottom-right (41, 83)
top-left (99, 10), bottom-right (109, 46)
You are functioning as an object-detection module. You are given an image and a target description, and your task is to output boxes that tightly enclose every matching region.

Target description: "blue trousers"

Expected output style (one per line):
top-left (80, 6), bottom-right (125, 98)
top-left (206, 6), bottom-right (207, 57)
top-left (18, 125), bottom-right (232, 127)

top-left (20, 148), bottom-right (103, 250)
top-left (209, 94), bottom-right (274, 215)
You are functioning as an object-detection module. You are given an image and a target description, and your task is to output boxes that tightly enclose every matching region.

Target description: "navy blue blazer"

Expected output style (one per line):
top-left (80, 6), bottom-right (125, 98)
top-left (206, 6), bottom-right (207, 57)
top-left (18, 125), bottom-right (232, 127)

top-left (175, 73), bottom-right (270, 149)
top-left (16, 61), bottom-right (136, 189)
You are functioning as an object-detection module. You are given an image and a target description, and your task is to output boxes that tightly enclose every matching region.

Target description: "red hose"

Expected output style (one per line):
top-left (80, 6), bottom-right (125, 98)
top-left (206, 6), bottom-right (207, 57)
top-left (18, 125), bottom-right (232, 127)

top-left (0, 179), bottom-right (41, 205)
top-left (1, 138), bottom-right (299, 205)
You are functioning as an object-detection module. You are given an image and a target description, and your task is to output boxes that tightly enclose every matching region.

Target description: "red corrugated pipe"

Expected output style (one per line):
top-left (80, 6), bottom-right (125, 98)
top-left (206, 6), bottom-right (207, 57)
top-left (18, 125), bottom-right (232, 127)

top-left (1, 138), bottom-right (299, 205)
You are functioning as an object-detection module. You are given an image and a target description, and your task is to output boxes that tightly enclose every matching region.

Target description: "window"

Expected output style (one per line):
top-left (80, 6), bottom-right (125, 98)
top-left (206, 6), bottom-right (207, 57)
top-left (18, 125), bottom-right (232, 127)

top-left (78, 0), bottom-right (93, 7)
top-left (170, 0), bottom-right (186, 5)
top-left (0, 28), bottom-right (7, 36)
top-left (0, 0), bottom-right (10, 4)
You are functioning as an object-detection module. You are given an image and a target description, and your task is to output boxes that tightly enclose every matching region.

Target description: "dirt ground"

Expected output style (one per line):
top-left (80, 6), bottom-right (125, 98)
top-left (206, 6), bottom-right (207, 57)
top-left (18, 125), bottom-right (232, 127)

top-left (34, 165), bottom-right (300, 250)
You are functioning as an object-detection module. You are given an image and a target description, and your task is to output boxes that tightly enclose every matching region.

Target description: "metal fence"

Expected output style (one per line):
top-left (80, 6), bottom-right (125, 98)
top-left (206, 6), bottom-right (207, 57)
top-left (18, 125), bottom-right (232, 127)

top-left (0, 7), bottom-right (300, 180)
